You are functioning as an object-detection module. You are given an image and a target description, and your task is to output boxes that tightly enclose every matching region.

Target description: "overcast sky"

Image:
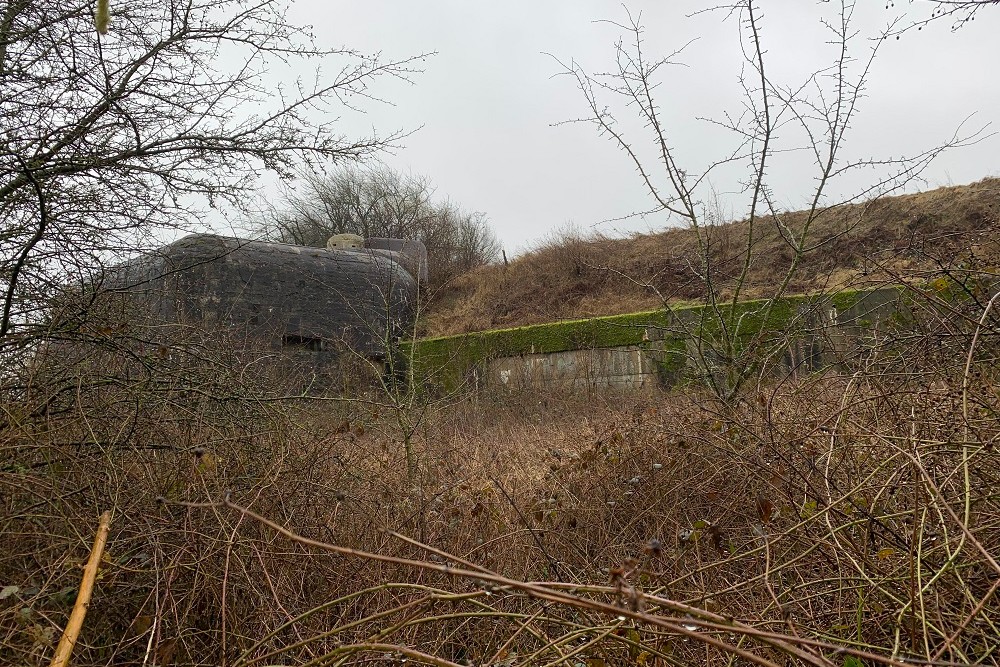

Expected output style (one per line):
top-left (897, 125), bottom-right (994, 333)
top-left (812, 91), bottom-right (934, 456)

top-left (252, 1), bottom-right (999, 254)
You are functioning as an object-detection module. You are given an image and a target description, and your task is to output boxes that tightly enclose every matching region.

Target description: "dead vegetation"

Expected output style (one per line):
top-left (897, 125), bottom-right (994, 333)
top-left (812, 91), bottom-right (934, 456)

top-left (6, 0), bottom-right (1000, 664)
top-left (423, 178), bottom-right (1000, 337)
top-left (2, 271), bottom-right (1000, 666)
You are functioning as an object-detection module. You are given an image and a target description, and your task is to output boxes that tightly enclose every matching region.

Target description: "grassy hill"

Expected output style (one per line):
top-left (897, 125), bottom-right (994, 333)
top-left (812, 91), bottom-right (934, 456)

top-left (423, 178), bottom-right (1000, 337)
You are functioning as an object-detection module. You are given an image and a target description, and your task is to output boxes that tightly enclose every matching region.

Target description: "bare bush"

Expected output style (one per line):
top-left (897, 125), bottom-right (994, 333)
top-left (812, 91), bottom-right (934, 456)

top-left (3, 3), bottom-right (1000, 667)
top-left (5, 273), bottom-right (999, 665)
top-left (548, 2), bottom-right (985, 401)
top-left (259, 165), bottom-right (502, 288)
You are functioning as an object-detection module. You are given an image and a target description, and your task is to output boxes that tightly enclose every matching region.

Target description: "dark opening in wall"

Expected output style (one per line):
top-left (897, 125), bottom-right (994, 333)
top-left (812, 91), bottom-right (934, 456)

top-left (282, 334), bottom-right (325, 351)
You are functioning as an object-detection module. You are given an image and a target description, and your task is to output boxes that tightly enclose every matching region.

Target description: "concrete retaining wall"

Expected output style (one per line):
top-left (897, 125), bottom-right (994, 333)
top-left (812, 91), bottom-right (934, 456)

top-left (489, 345), bottom-right (661, 391)
top-left (475, 287), bottom-right (909, 392)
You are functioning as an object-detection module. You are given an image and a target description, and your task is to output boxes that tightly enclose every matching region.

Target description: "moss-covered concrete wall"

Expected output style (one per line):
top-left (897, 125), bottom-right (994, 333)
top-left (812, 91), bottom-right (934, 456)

top-left (405, 287), bottom-right (909, 393)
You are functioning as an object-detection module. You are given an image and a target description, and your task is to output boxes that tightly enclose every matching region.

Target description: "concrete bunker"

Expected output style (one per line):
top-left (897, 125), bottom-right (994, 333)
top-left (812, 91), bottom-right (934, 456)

top-left (96, 233), bottom-right (425, 372)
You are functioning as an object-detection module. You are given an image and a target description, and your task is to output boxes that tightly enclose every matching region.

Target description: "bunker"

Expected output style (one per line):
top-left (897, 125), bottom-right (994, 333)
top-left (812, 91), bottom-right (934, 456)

top-left (98, 233), bottom-right (423, 363)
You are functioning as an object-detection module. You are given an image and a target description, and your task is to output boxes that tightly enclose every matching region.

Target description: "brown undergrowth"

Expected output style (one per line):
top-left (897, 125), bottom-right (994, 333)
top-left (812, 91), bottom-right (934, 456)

top-left (423, 178), bottom-right (1000, 337)
top-left (2, 278), bottom-right (999, 666)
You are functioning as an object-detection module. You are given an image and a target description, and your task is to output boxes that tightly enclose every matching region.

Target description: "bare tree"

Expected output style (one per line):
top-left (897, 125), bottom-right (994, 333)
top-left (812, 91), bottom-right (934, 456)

top-left (876, 0), bottom-right (998, 35)
top-left (553, 1), bottom-right (982, 400)
top-left (264, 166), bottom-right (437, 244)
top-left (260, 164), bottom-right (501, 287)
top-left (433, 200), bottom-right (502, 278)
top-left (917, 0), bottom-right (998, 28)
top-left (0, 0), bottom-right (425, 353)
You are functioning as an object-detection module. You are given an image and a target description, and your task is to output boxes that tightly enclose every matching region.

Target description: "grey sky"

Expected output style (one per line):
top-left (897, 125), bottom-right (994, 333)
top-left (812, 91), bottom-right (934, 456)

top-left (264, 1), bottom-right (999, 254)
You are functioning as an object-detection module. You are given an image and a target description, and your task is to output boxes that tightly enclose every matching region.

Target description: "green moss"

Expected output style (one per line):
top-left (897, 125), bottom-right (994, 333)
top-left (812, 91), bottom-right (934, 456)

top-left (403, 286), bottom-right (934, 393)
top-left (831, 290), bottom-right (863, 313)
top-left (407, 292), bottom-right (846, 392)
top-left (650, 337), bottom-right (688, 386)
top-left (405, 308), bottom-right (675, 391)
top-left (889, 308), bottom-right (913, 327)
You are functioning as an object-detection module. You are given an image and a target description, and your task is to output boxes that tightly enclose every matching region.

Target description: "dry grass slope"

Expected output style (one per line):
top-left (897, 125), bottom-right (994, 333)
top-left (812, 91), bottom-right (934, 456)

top-left (423, 178), bottom-right (1000, 337)
top-left (3, 180), bottom-right (1000, 667)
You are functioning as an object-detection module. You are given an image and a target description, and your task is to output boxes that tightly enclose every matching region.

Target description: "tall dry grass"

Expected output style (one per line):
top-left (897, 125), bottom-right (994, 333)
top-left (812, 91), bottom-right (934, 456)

top-left (423, 178), bottom-right (1000, 337)
top-left (2, 267), bottom-right (1000, 666)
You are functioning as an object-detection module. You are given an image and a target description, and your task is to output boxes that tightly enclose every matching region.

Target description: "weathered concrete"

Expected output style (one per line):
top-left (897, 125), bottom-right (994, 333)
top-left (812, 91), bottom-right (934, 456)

top-left (489, 345), bottom-right (661, 391)
top-left (478, 288), bottom-right (910, 391)
top-left (365, 237), bottom-right (429, 286)
top-left (98, 233), bottom-right (418, 360)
